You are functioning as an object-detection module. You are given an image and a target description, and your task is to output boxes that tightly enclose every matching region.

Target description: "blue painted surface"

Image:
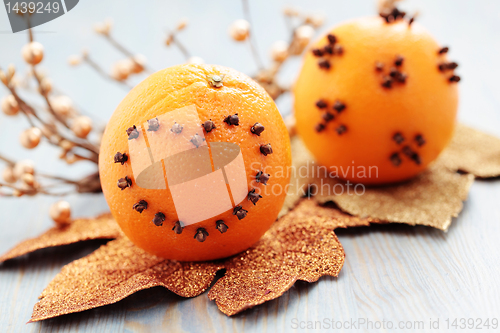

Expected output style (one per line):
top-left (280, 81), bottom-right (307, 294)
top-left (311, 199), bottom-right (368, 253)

top-left (1, 0), bottom-right (499, 332)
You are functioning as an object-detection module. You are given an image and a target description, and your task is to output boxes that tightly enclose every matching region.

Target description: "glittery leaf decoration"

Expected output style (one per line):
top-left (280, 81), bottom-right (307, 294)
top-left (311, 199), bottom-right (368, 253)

top-left (290, 199), bottom-right (383, 229)
top-left (10, 122), bottom-right (500, 321)
top-left (287, 137), bottom-right (474, 230)
top-left (208, 200), bottom-right (346, 316)
top-left (320, 165), bottom-right (474, 231)
top-left (30, 236), bottom-right (223, 322)
top-left (438, 124), bottom-right (500, 178)
top-left (0, 214), bottom-right (120, 263)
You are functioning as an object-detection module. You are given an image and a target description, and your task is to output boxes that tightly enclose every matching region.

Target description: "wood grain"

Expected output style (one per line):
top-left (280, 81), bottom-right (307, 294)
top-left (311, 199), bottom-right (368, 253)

top-left (1, 0), bottom-right (500, 332)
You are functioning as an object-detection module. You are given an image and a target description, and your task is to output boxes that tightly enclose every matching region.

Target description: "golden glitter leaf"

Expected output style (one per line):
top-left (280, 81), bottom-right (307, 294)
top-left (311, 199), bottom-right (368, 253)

top-left (287, 137), bottom-right (474, 231)
top-left (208, 200), bottom-right (346, 316)
top-left (30, 236), bottom-right (223, 322)
top-left (0, 214), bottom-right (120, 263)
top-left (290, 199), bottom-right (383, 229)
top-left (438, 124), bottom-right (500, 178)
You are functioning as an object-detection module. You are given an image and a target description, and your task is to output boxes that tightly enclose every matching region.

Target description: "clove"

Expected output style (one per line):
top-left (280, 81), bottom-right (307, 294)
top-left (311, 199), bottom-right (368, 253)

top-left (117, 176), bottom-right (132, 190)
top-left (114, 152), bottom-right (128, 165)
top-left (126, 125), bottom-right (139, 140)
top-left (153, 212), bottom-right (165, 226)
top-left (247, 189), bottom-right (262, 205)
top-left (132, 200), bottom-right (148, 213)
top-left (250, 122), bottom-right (265, 136)
top-left (216, 220), bottom-right (228, 233)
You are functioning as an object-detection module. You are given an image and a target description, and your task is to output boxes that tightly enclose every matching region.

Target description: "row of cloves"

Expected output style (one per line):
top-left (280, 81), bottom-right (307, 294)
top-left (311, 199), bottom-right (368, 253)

top-left (437, 47), bottom-right (460, 83)
top-left (118, 170), bottom-right (270, 241)
top-left (126, 113), bottom-right (272, 156)
top-left (114, 112), bottom-right (274, 242)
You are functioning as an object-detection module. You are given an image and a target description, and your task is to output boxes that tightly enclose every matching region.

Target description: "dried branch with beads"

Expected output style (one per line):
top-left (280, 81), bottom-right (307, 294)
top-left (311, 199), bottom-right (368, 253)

top-left (0, 4), bottom-right (320, 223)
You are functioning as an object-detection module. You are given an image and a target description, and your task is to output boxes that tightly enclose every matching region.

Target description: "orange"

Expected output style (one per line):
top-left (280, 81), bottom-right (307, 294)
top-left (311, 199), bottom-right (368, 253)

top-left (294, 16), bottom-right (459, 185)
top-left (99, 64), bottom-right (291, 261)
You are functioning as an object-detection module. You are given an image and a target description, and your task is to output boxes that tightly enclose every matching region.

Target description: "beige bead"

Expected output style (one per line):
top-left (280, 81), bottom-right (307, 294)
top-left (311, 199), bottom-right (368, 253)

top-left (306, 14), bottom-right (325, 28)
top-left (229, 19), bottom-right (250, 42)
top-left (39, 78), bottom-right (53, 94)
top-left (255, 70), bottom-right (273, 84)
top-left (21, 42), bottom-right (44, 65)
top-left (7, 64), bottom-right (16, 79)
top-left (49, 200), bottom-right (71, 225)
top-left (21, 173), bottom-right (35, 187)
top-left (0, 70), bottom-right (7, 85)
top-left (128, 54), bottom-right (147, 74)
top-left (19, 181), bottom-right (38, 195)
top-left (165, 34), bottom-right (174, 46)
top-left (68, 55), bottom-right (81, 66)
top-left (187, 56), bottom-right (205, 65)
top-left (20, 127), bottom-right (42, 149)
top-left (59, 139), bottom-right (74, 151)
top-left (2, 166), bottom-right (17, 183)
top-left (271, 41), bottom-right (289, 62)
top-left (111, 60), bottom-right (131, 81)
top-left (283, 6), bottom-right (299, 17)
top-left (40, 123), bottom-right (56, 138)
top-left (9, 74), bottom-right (21, 88)
top-left (13, 189), bottom-right (23, 197)
top-left (94, 19), bottom-right (112, 35)
top-left (65, 154), bottom-right (78, 164)
top-left (378, 0), bottom-right (401, 16)
top-left (104, 18), bottom-right (113, 32)
top-left (51, 95), bottom-right (73, 117)
top-left (71, 116), bottom-right (92, 139)
top-left (1, 95), bottom-right (19, 116)
top-left (295, 25), bottom-right (315, 47)
top-left (176, 18), bottom-right (188, 31)
top-left (13, 160), bottom-right (34, 179)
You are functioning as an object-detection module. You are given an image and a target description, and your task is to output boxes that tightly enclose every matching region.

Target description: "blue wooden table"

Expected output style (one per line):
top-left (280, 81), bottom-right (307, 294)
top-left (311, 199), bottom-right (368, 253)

top-left (1, 0), bottom-right (499, 332)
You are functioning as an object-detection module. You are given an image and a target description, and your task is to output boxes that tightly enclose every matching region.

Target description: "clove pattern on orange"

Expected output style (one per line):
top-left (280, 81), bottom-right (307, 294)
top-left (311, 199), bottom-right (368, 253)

top-left (100, 64), bottom-right (291, 261)
top-left (294, 16), bottom-right (459, 184)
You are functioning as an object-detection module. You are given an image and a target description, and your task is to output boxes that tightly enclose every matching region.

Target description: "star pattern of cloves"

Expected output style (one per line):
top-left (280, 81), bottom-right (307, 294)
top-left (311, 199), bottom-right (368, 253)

top-left (315, 99), bottom-right (348, 135)
top-left (376, 55), bottom-right (408, 89)
top-left (389, 132), bottom-right (426, 167)
top-left (379, 5), bottom-right (407, 24)
top-left (312, 33), bottom-right (344, 71)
